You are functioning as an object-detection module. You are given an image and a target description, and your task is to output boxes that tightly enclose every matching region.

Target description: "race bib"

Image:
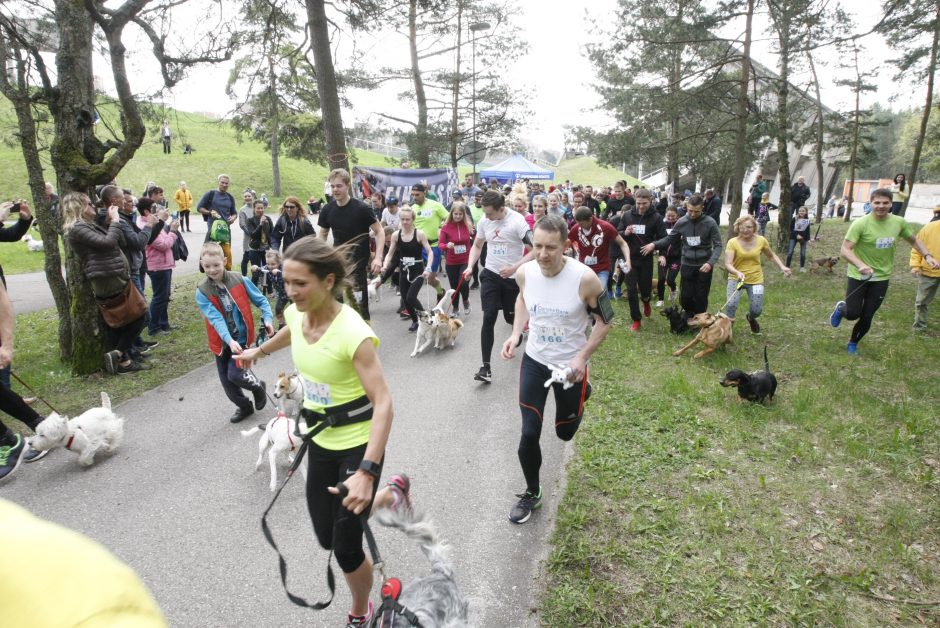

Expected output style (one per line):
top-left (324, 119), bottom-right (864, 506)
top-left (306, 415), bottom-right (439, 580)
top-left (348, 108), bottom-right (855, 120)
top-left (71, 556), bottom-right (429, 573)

top-left (402, 256), bottom-right (416, 267)
top-left (686, 236), bottom-right (701, 246)
top-left (420, 209), bottom-right (432, 218)
top-left (454, 244), bottom-right (467, 254)
top-left (666, 228), bottom-right (673, 235)
top-left (875, 237), bottom-right (895, 249)
top-left (303, 379), bottom-right (332, 406)
top-left (752, 285), bottom-right (765, 295)
top-left (633, 224), bottom-right (646, 235)
top-left (584, 255), bottom-right (598, 266)
top-left (533, 325), bottom-right (566, 345)
top-left (490, 243), bottom-right (508, 256)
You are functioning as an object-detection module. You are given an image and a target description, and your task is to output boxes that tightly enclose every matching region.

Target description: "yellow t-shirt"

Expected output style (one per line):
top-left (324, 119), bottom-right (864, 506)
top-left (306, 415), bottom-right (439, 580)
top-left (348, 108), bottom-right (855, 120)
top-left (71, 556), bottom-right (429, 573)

top-left (727, 235), bottom-right (771, 284)
top-left (0, 499), bottom-right (167, 628)
top-left (285, 303), bottom-right (378, 450)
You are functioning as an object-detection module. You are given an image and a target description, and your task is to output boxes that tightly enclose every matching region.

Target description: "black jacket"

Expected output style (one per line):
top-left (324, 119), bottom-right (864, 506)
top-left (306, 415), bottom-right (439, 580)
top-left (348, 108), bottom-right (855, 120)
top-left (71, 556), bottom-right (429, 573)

top-left (652, 214), bottom-right (723, 267)
top-left (617, 207), bottom-right (668, 258)
top-left (0, 214), bottom-right (33, 285)
top-left (791, 182), bottom-right (811, 207)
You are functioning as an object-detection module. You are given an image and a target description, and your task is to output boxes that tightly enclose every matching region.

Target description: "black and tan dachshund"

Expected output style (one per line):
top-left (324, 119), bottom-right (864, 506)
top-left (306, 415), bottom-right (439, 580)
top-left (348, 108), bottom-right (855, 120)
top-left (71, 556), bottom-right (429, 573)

top-left (720, 346), bottom-right (777, 403)
top-left (661, 305), bottom-right (690, 334)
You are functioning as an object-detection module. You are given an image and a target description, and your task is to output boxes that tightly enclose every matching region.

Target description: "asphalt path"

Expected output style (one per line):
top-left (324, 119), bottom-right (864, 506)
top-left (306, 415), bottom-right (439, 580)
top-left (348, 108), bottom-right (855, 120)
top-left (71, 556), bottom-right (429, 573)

top-left (3, 275), bottom-right (571, 627)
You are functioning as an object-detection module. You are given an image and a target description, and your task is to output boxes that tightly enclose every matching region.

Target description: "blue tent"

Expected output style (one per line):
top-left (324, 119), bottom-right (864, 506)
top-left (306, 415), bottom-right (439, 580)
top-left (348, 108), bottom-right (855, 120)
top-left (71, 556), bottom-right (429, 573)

top-left (479, 154), bottom-right (554, 184)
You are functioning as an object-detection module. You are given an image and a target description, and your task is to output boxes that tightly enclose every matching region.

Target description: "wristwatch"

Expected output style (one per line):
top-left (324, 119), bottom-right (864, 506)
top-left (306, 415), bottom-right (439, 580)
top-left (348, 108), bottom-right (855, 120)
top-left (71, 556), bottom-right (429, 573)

top-left (358, 459), bottom-right (381, 479)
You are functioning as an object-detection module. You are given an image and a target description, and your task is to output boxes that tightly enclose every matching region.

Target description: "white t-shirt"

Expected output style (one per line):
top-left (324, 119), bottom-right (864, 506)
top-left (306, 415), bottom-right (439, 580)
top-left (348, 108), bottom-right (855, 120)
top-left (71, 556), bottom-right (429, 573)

top-left (523, 257), bottom-right (591, 366)
top-left (381, 208), bottom-right (401, 230)
top-left (476, 209), bottom-right (531, 274)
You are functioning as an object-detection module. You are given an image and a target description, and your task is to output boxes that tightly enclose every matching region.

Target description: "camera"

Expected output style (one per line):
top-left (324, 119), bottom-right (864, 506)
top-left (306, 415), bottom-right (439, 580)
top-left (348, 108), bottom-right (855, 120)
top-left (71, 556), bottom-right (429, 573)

top-left (95, 207), bottom-right (110, 226)
top-left (10, 201), bottom-right (21, 213)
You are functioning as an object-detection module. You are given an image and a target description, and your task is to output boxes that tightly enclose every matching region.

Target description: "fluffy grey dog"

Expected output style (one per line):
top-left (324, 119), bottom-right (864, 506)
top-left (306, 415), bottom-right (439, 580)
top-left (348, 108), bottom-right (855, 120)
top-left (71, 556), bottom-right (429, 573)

top-left (374, 506), bottom-right (470, 627)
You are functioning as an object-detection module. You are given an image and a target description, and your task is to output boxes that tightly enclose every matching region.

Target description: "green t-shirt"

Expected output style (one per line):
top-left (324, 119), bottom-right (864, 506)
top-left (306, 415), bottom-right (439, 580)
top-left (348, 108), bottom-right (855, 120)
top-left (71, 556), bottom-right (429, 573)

top-left (412, 199), bottom-right (449, 244)
top-left (844, 213), bottom-right (915, 281)
top-left (469, 203), bottom-right (484, 225)
top-left (285, 303), bottom-right (378, 450)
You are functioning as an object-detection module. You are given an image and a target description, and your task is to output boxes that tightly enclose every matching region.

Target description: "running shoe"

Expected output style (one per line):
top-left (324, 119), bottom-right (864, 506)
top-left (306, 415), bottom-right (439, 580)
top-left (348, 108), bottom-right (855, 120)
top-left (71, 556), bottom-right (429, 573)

top-left (346, 601), bottom-right (374, 627)
top-left (0, 434), bottom-right (25, 482)
top-left (252, 381), bottom-right (267, 412)
top-left (746, 314), bottom-right (761, 334)
top-left (464, 306), bottom-right (471, 316)
top-left (655, 300), bottom-right (664, 308)
top-left (615, 286), bottom-right (622, 299)
top-left (847, 342), bottom-right (858, 355)
top-left (509, 487), bottom-right (542, 524)
top-left (829, 300), bottom-right (845, 328)
top-left (643, 301), bottom-right (652, 317)
top-left (408, 322), bottom-right (418, 333)
top-left (23, 445), bottom-right (49, 463)
top-left (474, 364), bottom-right (492, 383)
top-left (103, 350), bottom-right (121, 374)
top-left (116, 360), bottom-right (145, 375)
top-left (630, 321), bottom-right (641, 332)
top-left (386, 474), bottom-right (412, 512)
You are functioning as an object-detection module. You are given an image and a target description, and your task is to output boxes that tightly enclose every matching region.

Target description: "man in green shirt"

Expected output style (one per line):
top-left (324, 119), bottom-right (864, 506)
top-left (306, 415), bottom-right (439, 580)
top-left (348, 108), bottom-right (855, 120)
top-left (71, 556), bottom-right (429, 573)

top-left (410, 183), bottom-right (449, 294)
top-left (829, 188), bottom-right (938, 354)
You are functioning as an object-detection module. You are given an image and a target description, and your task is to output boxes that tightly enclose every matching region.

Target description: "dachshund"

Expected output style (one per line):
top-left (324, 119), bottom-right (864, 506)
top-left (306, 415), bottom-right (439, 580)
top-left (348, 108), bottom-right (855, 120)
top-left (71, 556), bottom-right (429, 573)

top-left (720, 346), bottom-right (778, 403)
top-left (660, 305), bottom-right (690, 334)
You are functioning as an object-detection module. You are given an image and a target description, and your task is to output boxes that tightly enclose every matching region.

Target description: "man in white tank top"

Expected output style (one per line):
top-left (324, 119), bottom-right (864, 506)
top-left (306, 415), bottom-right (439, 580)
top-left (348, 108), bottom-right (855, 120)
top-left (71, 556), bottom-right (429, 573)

top-left (500, 214), bottom-right (615, 524)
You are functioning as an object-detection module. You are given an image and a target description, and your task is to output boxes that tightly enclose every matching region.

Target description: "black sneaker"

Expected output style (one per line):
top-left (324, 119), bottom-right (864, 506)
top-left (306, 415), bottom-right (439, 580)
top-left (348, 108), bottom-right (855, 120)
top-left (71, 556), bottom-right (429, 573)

top-left (473, 364), bottom-right (492, 383)
top-left (252, 381), bottom-right (267, 412)
top-left (23, 446), bottom-right (49, 463)
top-left (103, 350), bottom-right (121, 374)
top-left (116, 360), bottom-right (145, 375)
top-left (229, 407), bottom-right (254, 423)
top-left (509, 487), bottom-right (542, 524)
top-left (139, 339), bottom-right (159, 348)
top-left (746, 314), bottom-right (761, 334)
top-left (407, 322), bottom-right (419, 333)
top-left (0, 434), bottom-right (26, 482)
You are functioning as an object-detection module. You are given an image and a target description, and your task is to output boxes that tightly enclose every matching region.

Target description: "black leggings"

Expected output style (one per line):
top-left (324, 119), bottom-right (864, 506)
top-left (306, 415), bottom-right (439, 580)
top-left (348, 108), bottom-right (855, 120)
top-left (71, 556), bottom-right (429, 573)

top-left (657, 260), bottom-right (680, 300)
top-left (480, 269), bottom-right (518, 364)
top-left (843, 278), bottom-right (889, 343)
top-left (305, 441), bottom-right (382, 573)
top-left (445, 262), bottom-right (470, 309)
top-left (180, 210), bottom-right (190, 231)
top-left (0, 384), bottom-right (42, 443)
top-left (679, 264), bottom-right (714, 315)
top-left (517, 353), bottom-right (590, 493)
top-left (625, 255), bottom-right (654, 321)
top-left (472, 243), bottom-right (487, 285)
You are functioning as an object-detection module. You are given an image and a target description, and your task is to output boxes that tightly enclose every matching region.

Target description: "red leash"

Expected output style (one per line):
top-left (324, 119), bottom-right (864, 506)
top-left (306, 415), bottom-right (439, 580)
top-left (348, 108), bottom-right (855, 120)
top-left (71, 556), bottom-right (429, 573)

top-left (448, 273), bottom-right (466, 309)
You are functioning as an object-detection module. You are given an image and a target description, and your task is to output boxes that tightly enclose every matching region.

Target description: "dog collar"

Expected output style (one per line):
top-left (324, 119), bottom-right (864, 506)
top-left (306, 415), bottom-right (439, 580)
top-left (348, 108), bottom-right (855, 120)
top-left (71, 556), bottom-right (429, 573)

top-left (65, 427), bottom-right (83, 450)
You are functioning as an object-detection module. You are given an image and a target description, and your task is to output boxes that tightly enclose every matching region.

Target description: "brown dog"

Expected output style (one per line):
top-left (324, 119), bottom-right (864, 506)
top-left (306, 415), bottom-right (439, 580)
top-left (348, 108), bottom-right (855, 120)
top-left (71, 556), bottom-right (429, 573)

top-left (673, 312), bottom-right (734, 359)
top-left (810, 256), bottom-right (839, 273)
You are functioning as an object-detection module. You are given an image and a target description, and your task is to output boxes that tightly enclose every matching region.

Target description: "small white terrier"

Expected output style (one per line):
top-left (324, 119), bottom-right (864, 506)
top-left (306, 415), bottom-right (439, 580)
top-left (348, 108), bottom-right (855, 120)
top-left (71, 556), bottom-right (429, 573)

top-left (271, 371), bottom-right (304, 418)
top-left (22, 234), bottom-right (44, 252)
top-left (28, 392), bottom-right (124, 466)
top-left (241, 413), bottom-right (308, 491)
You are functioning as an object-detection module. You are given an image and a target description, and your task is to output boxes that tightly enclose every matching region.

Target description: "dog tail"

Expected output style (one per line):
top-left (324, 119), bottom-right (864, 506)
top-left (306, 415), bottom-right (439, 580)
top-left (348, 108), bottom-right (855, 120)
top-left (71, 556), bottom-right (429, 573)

top-left (763, 345), bottom-right (770, 372)
top-left (100, 391), bottom-right (112, 411)
top-left (241, 425), bottom-right (264, 437)
top-left (375, 507), bottom-right (454, 579)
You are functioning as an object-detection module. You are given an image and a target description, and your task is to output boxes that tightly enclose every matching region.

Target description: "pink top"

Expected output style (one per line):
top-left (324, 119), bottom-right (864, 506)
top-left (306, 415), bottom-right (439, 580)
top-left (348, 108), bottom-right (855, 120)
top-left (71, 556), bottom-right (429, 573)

top-left (438, 220), bottom-right (473, 265)
top-left (140, 219), bottom-right (178, 271)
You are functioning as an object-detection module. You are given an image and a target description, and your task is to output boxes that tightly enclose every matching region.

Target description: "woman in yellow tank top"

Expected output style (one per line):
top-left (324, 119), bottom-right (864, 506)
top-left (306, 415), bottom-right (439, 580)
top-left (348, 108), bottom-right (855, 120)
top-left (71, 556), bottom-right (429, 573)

top-left (239, 236), bottom-right (407, 626)
top-left (724, 215), bottom-right (791, 334)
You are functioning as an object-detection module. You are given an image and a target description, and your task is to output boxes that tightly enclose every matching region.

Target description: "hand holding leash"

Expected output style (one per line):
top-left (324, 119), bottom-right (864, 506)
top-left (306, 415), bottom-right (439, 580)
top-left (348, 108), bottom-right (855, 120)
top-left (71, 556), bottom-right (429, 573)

top-left (330, 474), bottom-right (374, 515)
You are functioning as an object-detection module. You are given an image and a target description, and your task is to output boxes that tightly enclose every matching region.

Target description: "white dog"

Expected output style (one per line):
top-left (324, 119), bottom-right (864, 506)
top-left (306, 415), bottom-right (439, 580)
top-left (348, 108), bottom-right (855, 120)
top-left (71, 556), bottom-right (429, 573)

top-left (368, 276), bottom-right (381, 303)
top-left (271, 371), bottom-right (304, 418)
top-left (412, 290), bottom-right (461, 357)
top-left (411, 310), bottom-right (438, 357)
top-left (28, 392), bottom-right (124, 466)
top-left (22, 234), bottom-right (44, 252)
top-left (241, 413), bottom-right (308, 491)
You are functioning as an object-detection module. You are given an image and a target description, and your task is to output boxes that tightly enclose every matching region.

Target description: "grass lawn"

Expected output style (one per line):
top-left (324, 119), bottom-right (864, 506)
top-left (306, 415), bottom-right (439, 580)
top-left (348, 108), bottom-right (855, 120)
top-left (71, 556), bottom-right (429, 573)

top-left (540, 220), bottom-right (940, 626)
top-left (0, 224), bottom-right (64, 274)
top-left (4, 273), bottom-right (214, 426)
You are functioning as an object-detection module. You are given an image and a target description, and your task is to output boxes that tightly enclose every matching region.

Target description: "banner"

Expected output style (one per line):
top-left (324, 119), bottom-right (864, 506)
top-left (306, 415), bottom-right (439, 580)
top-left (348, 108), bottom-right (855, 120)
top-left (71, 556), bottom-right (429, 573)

top-left (352, 166), bottom-right (459, 206)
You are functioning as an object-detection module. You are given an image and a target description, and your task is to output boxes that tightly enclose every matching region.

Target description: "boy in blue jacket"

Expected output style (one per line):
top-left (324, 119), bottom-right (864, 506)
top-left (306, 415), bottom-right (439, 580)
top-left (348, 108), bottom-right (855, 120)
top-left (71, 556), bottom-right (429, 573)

top-left (196, 242), bottom-right (274, 423)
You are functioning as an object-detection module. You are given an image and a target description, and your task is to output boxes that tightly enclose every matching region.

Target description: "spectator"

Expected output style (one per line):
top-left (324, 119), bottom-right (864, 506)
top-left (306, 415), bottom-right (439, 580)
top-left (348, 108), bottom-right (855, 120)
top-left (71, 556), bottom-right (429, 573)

top-left (0, 200), bottom-right (34, 389)
top-left (174, 181), bottom-right (193, 232)
top-left (271, 196), bottom-right (315, 256)
top-left (196, 174), bottom-right (237, 270)
top-left (245, 200), bottom-right (273, 271)
top-left (910, 207), bottom-right (940, 331)
top-left (704, 189), bottom-right (722, 225)
top-left (791, 176), bottom-right (811, 212)
top-left (161, 120), bottom-right (172, 154)
top-left (786, 206), bottom-right (812, 271)
top-left (113, 188), bottom-right (159, 361)
top-left (237, 190), bottom-right (256, 275)
top-left (142, 204), bottom-right (180, 337)
top-left (756, 193), bottom-right (775, 236)
top-left (890, 173), bottom-right (908, 216)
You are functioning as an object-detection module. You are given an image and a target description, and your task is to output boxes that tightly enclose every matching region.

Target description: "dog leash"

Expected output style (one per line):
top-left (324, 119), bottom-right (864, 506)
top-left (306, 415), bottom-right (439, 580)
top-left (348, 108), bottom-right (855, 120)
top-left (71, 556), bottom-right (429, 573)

top-left (841, 272), bottom-right (874, 303)
top-left (9, 371), bottom-right (60, 415)
top-left (716, 279), bottom-right (745, 314)
top-left (447, 273), bottom-right (466, 309)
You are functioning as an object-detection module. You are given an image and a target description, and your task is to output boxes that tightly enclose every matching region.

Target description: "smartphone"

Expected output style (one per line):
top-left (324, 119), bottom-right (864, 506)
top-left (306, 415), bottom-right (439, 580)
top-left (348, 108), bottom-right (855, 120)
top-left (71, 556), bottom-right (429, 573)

top-left (10, 202), bottom-right (21, 213)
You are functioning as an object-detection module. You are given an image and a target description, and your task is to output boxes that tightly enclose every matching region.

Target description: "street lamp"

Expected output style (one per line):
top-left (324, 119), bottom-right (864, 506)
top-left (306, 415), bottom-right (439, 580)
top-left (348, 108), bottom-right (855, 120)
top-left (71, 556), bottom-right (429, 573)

top-left (469, 21), bottom-right (490, 184)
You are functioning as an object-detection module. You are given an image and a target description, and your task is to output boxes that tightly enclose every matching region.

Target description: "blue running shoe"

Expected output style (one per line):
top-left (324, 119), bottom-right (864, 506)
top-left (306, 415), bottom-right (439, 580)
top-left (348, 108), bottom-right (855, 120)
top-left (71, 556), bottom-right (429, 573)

top-left (847, 342), bottom-right (858, 355)
top-left (830, 300), bottom-right (845, 328)
top-left (615, 286), bottom-right (622, 299)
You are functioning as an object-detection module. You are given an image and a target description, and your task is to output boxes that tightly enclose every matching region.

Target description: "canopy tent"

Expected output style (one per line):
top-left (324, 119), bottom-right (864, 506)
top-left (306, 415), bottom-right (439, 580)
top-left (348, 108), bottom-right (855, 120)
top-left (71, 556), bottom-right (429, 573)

top-left (479, 154), bottom-right (554, 184)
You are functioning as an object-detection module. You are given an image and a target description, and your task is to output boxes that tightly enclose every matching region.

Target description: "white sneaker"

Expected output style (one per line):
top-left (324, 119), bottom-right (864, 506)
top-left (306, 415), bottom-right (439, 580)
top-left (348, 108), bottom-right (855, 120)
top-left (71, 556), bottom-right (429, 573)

top-left (464, 307), bottom-right (471, 315)
top-left (655, 300), bottom-right (664, 308)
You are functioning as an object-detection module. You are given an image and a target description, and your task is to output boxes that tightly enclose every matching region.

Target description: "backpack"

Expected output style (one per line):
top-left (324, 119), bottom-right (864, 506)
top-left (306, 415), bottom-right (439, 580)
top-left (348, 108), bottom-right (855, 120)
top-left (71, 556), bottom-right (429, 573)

top-left (210, 218), bottom-right (231, 243)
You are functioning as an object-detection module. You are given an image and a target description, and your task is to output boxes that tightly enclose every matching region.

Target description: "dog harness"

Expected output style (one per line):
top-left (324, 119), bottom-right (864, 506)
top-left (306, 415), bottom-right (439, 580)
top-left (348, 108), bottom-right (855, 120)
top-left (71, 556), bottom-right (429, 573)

top-left (372, 578), bottom-right (423, 627)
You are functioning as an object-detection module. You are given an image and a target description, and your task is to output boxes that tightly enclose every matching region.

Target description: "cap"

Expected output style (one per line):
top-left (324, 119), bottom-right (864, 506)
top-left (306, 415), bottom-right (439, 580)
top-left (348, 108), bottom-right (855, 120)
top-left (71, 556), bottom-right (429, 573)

top-left (452, 190), bottom-right (463, 197)
top-left (387, 197), bottom-right (399, 205)
top-left (411, 183), bottom-right (427, 192)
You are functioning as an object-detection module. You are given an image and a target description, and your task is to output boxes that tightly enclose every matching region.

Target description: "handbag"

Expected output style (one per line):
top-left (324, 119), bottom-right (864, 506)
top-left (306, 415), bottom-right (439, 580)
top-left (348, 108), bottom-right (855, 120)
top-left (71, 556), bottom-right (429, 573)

top-left (97, 282), bottom-right (148, 328)
top-left (173, 233), bottom-right (189, 261)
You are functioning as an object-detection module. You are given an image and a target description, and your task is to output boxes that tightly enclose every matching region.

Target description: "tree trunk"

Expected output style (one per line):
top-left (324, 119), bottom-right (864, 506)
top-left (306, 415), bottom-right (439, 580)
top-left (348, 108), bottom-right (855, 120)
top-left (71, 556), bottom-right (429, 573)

top-left (807, 52), bottom-right (826, 223)
top-left (727, 0), bottom-right (755, 238)
top-left (267, 53), bottom-right (282, 196)
top-left (772, 8), bottom-right (792, 251)
top-left (844, 45), bottom-right (862, 223)
top-left (305, 0), bottom-right (349, 172)
top-left (0, 35), bottom-right (74, 360)
top-left (667, 1), bottom-right (684, 191)
top-left (409, 0), bottom-right (430, 168)
top-left (903, 0), bottom-right (940, 217)
top-left (449, 3), bottom-right (463, 169)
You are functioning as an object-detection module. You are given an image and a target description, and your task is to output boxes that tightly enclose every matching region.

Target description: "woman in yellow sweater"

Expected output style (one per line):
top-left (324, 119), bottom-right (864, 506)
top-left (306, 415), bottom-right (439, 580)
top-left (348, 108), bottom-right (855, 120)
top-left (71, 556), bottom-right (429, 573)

top-left (724, 214), bottom-right (792, 334)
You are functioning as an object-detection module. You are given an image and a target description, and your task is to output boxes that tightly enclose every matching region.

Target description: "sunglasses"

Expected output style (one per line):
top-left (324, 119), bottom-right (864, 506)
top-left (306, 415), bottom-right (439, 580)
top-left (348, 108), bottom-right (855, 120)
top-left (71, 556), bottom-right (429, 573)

top-left (284, 204), bottom-right (297, 209)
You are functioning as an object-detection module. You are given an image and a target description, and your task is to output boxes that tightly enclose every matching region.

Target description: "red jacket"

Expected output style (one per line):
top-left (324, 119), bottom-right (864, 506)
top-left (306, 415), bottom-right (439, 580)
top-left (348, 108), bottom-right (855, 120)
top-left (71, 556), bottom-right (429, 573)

top-left (197, 273), bottom-right (256, 356)
top-left (438, 220), bottom-right (473, 265)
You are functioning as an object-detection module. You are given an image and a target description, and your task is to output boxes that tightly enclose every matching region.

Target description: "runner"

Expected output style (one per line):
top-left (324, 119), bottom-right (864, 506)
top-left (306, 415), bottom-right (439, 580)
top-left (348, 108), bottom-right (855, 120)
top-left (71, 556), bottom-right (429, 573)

top-left (500, 214), bottom-right (613, 524)
top-left (829, 188), bottom-right (938, 354)
top-left (462, 190), bottom-right (534, 384)
top-left (568, 206), bottom-right (631, 290)
top-left (409, 183), bottom-right (449, 295)
top-left (618, 188), bottom-right (667, 331)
